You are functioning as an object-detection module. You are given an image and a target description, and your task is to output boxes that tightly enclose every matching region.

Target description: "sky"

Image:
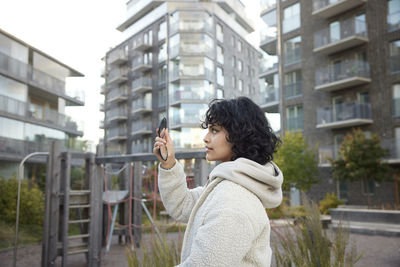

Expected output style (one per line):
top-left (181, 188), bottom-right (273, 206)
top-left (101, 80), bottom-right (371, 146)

top-left (0, 0), bottom-right (278, 145)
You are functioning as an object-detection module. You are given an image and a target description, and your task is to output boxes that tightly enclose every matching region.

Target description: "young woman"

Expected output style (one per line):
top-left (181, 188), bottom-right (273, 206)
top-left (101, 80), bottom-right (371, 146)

top-left (153, 97), bottom-right (283, 266)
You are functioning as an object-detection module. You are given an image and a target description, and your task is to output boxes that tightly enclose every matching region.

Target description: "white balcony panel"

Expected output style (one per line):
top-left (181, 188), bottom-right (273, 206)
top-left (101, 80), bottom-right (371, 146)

top-left (315, 76), bottom-right (371, 91)
top-left (312, 0), bottom-right (367, 18)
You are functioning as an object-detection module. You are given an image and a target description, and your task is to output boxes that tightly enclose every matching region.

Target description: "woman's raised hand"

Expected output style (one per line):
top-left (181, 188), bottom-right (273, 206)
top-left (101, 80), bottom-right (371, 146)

top-left (153, 128), bottom-right (176, 169)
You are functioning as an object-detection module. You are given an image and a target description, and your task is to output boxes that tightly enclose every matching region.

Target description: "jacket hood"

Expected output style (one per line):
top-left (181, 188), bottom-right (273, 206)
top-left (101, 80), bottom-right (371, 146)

top-left (209, 157), bottom-right (283, 208)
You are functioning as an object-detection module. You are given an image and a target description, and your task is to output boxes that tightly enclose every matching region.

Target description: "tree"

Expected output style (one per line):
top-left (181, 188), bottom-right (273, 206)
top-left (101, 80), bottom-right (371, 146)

top-left (331, 129), bottom-right (392, 207)
top-left (274, 132), bottom-right (320, 192)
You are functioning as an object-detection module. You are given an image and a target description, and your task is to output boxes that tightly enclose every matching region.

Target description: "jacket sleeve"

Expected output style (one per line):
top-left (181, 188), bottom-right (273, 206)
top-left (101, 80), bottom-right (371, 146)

top-left (178, 207), bottom-right (257, 267)
top-left (158, 161), bottom-right (205, 223)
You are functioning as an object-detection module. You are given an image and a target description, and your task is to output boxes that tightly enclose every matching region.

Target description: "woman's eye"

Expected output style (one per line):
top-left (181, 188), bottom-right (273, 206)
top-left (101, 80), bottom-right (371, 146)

top-left (211, 129), bottom-right (218, 134)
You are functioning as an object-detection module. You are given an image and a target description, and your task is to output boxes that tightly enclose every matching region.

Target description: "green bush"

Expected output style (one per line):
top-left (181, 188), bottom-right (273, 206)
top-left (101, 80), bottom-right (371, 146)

top-left (273, 197), bottom-right (363, 267)
top-left (319, 192), bottom-right (344, 215)
top-left (0, 177), bottom-right (44, 226)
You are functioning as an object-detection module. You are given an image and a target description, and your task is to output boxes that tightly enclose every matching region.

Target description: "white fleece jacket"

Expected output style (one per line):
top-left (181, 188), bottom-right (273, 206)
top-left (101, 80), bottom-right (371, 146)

top-left (158, 157), bottom-right (283, 267)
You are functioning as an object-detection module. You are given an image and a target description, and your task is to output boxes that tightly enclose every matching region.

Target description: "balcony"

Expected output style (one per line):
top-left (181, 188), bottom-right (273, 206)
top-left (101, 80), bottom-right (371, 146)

top-left (131, 142), bottom-right (152, 154)
top-left (170, 67), bottom-right (213, 83)
top-left (285, 81), bottom-right (302, 99)
top-left (261, 0), bottom-right (276, 15)
top-left (169, 43), bottom-right (214, 60)
top-left (0, 136), bottom-right (85, 161)
top-left (316, 102), bottom-right (372, 129)
top-left (170, 90), bottom-right (210, 106)
top-left (312, 0), bottom-right (367, 19)
top-left (107, 87), bottom-right (128, 103)
top-left (132, 76), bottom-right (152, 94)
top-left (100, 120), bottom-right (104, 129)
top-left (382, 139), bottom-right (400, 165)
top-left (100, 84), bottom-right (106, 94)
top-left (170, 115), bottom-right (201, 130)
top-left (260, 29), bottom-right (277, 55)
top-left (131, 120), bottom-right (152, 136)
top-left (284, 47), bottom-right (301, 66)
top-left (131, 98), bottom-right (152, 114)
top-left (0, 94), bottom-right (83, 136)
top-left (106, 107), bottom-right (127, 123)
top-left (107, 127), bottom-right (127, 142)
top-left (169, 13), bottom-right (213, 35)
top-left (259, 61), bottom-right (278, 77)
top-left (100, 103), bottom-right (104, 112)
top-left (0, 51), bottom-right (83, 106)
top-left (108, 68), bottom-right (128, 85)
top-left (131, 55), bottom-right (152, 73)
top-left (108, 48), bottom-right (128, 65)
top-left (286, 117), bottom-right (304, 132)
top-left (390, 55), bottom-right (400, 74)
top-left (394, 98), bottom-right (400, 117)
top-left (314, 17), bottom-right (368, 55)
top-left (133, 37), bottom-right (153, 52)
top-left (388, 10), bottom-right (400, 32)
top-left (315, 60), bottom-right (370, 91)
top-left (318, 145), bottom-right (335, 167)
top-left (118, 0), bottom-right (164, 31)
top-left (259, 86), bottom-right (279, 112)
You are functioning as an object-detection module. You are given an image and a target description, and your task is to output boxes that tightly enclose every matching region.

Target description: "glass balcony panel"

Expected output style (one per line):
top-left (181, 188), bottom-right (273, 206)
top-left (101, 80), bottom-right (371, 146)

top-left (317, 102), bottom-right (372, 126)
top-left (132, 53), bottom-right (153, 72)
top-left (107, 107), bottom-right (127, 122)
top-left (170, 103), bottom-right (208, 127)
top-left (107, 126), bottom-right (127, 140)
top-left (107, 68), bottom-right (128, 84)
top-left (107, 86), bottom-right (128, 102)
top-left (261, 0), bottom-right (277, 13)
top-left (393, 98), bottom-right (400, 117)
top-left (315, 59), bottom-right (370, 88)
top-left (132, 76), bottom-right (152, 94)
top-left (285, 81), bottom-right (302, 98)
top-left (0, 94), bottom-right (26, 117)
top-left (284, 46), bottom-right (301, 66)
top-left (131, 94), bottom-right (152, 112)
top-left (170, 80), bottom-right (214, 103)
top-left (388, 10), bottom-right (400, 31)
top-left (170, 57), bottom-right (214, 81)
top-left (169, 33), bottom-right (214, 59)
top-left (390, 55), bottom-right (400, 74)
top-left (312, 0), bottom-right (366, 18)
top-left (259, 85), bottom-right (279, 105)
top-left (169, 11), bottom-right (213, 35)
top-left (131, 119), bottom-right (152, 134)
top-left (108, 47), bottom-right (128, 65)
top-left (314, 16), bottom-right (368, 52)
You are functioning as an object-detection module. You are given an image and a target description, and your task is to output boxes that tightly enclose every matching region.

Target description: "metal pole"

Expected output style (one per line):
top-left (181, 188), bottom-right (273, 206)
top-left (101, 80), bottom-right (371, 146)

top-left (13, 152), bottom-right (49, 267)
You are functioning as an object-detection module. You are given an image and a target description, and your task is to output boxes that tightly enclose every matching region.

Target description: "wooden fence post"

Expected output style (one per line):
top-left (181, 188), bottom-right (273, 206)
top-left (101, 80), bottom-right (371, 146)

top-left (194, 158), bottom-right (208, 187)
top-left (133, 161), bottom-right (142, 247)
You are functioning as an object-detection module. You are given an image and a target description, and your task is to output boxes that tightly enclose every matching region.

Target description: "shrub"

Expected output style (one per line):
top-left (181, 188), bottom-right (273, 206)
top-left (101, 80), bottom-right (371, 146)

top-left (273, 197), bottom-right (363, 267)
top-left (0, 176), bottom-right (44, 226)
top-left (319, 192), bottom-right (344, 215)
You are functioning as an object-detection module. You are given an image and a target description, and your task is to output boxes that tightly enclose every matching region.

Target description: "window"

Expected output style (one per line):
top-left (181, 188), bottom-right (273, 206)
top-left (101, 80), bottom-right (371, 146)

top-left (286, 105), bottom-right (303, 131)
top-left (284, 36), bottom-right (301, 66)
top-left (389, 40), bottom-right (400, 73)
top-left (358, 91), bottom-right (370, 103)
top-left (231, 36), bottom-right (235, 47)
top-left (238, 41), bottom-right (243, 52)
top-left (283, 3), bottom-right (300, 34)
top-left (158, 42), bottom-right (167, 63)
top-left (393, 84), bottom-right (400, 116)
top-left (217, 24), bottom-right (223, 43)
top-left (232, 76), bottom-right (236, 89)
top-left (217, 88), bottom-right (224, 98)
top-left (232, 56), bottom-right (236, 68)
top-left (355, 14), bottom-right (366, 34)
top-left (217, 45), bottom-right (224, 64)
top-left (362, 179), bottom-right (375, 195)
top-left (238, 60), bottom-right (243, 72)
top-left (158, 88), bottom-right (166, 107)
top-left (158, 65), bottom-right (167, 85)
top-left (158, 21), bottom-right (167, 41)
top-left (388, 0), bottom-right (400, 31)
top-left (238, 79), bottom-right (243, 92)
top-left (217, 67), bottom-right (224, 86)
top-left (248, 66), bottom-right (251, 76)
top-left (284, 70), bottom-right (302, 98)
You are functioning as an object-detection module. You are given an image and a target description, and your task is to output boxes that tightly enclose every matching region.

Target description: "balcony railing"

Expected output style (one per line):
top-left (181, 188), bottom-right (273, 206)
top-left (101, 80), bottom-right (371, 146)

top-left (284, 47), bottom-right (301, 66)
top-left (388, 10), bottom-right (400, 32)
top-left (0, 136), bottom-right (85, 159)
top-left (132, 76), bottom-right (152, 94)
top-left (314, 17), bottom-right (368, 55)
top-left (131, 98), bottom-right (152, 114)
top-left (100, 120), bottom-right (104, 129)
top-left (312, 0), bottom-right (367, 19)
top-left (170, 44), bottom-right (214, 59)
top-left (170, 115), bottom-right (201, 128)
top-left (131, 142), bottom-right (152, 154)
top-left (390, 55), bottom-right (400, 74)
top-left (0, 94), bottom-right (82, 134)
top-left (108, 68), bottom-right (128, 85)
top-left (170, 67), bottom-right (213, 82)
top-left (286, 117), bottom-right (304, 132)
top-left (171, 90), bottom-right (211, 104)
top-left (107, 87), bottom-right (128, 102)
top-left (131, 120), bottom-right (152, 135)
top-left (107, 127), bottom-right (127, 141)
top-left (261, 0), bottom-right (277, 14)
top-left (285, 81), bottom-right (302, 99)
top-left (108, 48), bottom-right (128, 65)
top-left (0, 51), bottom-right (84, 105)
top-left (317, 102), bottom-right (372, 129)
top-left (259, 61), bottom-right (278, 76)
top-left (106, 107), bottom-right (127, 122)
top-left (169, 19), bottom-right (213, 35)
top-left (133, 36), bottom-right (153, 52)
top-left (259, 86), bottom-right (279, 112)
top-left (315, 59), bottom-right (370, 91)
top-left (382, 138), bottom-right (400, 164)
top-left (132, 54), bottom-right (152, 73)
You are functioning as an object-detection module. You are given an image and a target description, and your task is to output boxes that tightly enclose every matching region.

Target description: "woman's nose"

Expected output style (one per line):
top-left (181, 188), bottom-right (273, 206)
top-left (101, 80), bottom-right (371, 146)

top-left (203, 133), bottom-right (209, 143)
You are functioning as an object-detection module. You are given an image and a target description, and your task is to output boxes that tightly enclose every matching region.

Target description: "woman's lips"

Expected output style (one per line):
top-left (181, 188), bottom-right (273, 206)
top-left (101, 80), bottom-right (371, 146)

top-left (206, 147), bottom-right (213, 152)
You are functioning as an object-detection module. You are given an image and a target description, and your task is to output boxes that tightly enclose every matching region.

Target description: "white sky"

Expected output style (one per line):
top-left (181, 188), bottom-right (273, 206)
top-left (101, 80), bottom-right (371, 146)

top-left (0, 0), bottom-right (279, 145)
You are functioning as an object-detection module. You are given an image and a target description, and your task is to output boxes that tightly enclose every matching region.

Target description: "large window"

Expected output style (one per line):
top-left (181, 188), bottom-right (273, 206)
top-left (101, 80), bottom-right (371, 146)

top-left (169, 33), bottom-right (214, 58)
top-left (393, 84), bottom-right (400, 116)
top-left (0, 74), bottom-right (27, 101)
top-left (283, 3), bottom-right (301, 34)
top-left (217, 24), bottom-right (224, 43)
top-left (158, 21), bottom-right (167, 41)
top-left (284, 36), bottom-right (301, 66)
top-left (217, 45), bottom-right (224, 64)
top-left (286, 105), bottom-right (303, 131)
top-left (389, 40), bottom-right (400, 73)
top-left (284, 70), bottom-right (302, 99)
top-left (0, 32), bottom-right (28, 63)
top-left (388, 0), bottom-right (400, 31)
top-left (158, 42), bottom-right (167, 63)
top-left (170, 57), bottom-right (213, 80)
top-left (217, 67), bottom-right (224, 86)
top-left (169, 80), bottom-right (214, 102)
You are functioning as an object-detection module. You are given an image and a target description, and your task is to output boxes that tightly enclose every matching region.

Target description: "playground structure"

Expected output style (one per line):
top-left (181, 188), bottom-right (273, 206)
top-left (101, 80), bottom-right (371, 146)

top-left (13, 141), bottom-right (208, 267)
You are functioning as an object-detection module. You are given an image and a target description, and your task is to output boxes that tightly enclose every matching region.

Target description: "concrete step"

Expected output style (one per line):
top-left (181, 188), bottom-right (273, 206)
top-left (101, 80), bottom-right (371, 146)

top-left (331, 220), bottom-right (400, 237)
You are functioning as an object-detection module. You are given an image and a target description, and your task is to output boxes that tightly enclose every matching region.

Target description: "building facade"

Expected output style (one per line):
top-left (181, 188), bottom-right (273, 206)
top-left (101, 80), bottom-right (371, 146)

top-left (101, 0), bottom-right (260, 157)
top-left (0, 29), bottom-right (85, 179)
top-left (259, 0), bottom-right (400, 206)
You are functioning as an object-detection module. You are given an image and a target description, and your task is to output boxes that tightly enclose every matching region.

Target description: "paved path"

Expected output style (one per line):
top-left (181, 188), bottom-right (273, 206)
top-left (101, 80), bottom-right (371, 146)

top-left (1, 230), bottom-right (399, 266)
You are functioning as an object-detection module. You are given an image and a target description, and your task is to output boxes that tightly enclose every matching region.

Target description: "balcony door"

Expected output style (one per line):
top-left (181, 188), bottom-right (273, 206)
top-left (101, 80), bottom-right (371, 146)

top-left (333, 96), bottom-right (344, 121)
top-left (330, 21), bottom-right (340, 42)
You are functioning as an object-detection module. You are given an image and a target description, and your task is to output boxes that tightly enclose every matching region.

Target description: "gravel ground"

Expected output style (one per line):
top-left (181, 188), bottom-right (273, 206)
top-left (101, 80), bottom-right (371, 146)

top-left (1, 230), bottom-right (399, 266)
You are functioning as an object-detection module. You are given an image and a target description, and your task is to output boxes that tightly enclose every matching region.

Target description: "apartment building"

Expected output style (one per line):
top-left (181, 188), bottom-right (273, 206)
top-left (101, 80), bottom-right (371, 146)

top-left (0, 29), bottom-right (85, 179)
top-left (101, 0), bottom-right (260, 157)
top-left (259, 0), bottom-right (400, 206)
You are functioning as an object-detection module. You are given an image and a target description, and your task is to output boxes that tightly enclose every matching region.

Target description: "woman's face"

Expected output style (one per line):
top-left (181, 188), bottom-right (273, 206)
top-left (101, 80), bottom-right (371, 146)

top-left (203, 124), bottom-right (234, 162)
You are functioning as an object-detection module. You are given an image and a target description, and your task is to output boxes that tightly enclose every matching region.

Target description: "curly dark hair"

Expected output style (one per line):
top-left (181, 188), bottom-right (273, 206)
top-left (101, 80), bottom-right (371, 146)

top-left (201, 97), bottom-right (280, 165)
